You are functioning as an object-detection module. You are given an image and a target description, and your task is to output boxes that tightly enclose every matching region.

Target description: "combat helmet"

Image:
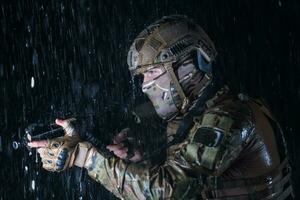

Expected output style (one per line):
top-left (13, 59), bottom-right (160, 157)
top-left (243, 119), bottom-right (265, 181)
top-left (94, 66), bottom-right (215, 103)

top-left (127, 15), bottom-right (217, 112)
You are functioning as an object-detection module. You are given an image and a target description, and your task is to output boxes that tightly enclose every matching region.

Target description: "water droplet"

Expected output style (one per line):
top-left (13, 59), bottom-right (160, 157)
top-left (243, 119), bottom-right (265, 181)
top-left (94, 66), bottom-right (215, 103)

top-left (35, 151), bottom-right (39, 163)
top-left (278, 1), bottom-right (282, 7)
top-left (31, 180), bottom-right (35, 191)
top-left (31, 77), bottom-right (35, 88)
top-left (24, 166), bottom-right (28, 173)
top-left (32, 50), bottom-right (38, 66)
top-left (233, 16), bottom-right (236, 23)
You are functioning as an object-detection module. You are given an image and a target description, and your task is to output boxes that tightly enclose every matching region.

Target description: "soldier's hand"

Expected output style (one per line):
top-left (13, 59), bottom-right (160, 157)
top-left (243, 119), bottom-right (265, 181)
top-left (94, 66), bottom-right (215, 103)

top-left (106, 128), bottom-right (143, 162)
top-left (28, 118), bottom-right (81, 172)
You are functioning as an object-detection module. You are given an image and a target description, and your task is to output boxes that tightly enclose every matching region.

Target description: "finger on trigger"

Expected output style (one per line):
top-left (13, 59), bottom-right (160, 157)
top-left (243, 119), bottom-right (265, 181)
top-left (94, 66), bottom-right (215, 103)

top-left (28, 140), bottom-right (49, 148)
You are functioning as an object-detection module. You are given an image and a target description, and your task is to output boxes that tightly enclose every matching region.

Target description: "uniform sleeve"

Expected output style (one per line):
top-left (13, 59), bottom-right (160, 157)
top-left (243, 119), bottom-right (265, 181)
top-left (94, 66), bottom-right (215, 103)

top-left (180, 102), bottom-right (255, 176)
top-left (84, 101), bottom-right (254, 199)
top-left (85, 149), bottom-right (202, 200)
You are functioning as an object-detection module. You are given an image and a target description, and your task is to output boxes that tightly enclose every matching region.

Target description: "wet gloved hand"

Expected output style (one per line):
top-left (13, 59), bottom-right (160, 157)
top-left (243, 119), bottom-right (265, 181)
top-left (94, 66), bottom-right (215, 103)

top-left (106, 128), bottom-right (143, 162)
top-left (28, 118), bottom-right (88, 172)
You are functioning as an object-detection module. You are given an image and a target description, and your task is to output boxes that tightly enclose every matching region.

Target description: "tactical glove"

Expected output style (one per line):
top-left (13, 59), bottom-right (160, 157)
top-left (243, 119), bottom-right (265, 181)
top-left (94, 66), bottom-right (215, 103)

top-left (32, 119), bottom-right (92, 172)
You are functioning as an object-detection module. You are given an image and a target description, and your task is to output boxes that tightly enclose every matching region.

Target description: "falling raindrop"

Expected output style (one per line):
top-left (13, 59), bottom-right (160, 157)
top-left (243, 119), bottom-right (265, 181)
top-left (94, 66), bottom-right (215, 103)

top-left (35, 151), bottom-right (39, 163)
top-left (31, 77), bottom-right (35, 88)
top-left (32, 50), bottom-right (39, 66)
top-left (31, 180), bottom-right (35, 191)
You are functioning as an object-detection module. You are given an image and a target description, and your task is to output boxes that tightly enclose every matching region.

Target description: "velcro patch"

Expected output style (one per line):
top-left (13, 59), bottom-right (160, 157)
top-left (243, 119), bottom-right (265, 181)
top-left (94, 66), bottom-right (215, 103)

top-left (200, 113), bottom-right (234, 133)
top-left (193, 127), bottom-right (223, 147)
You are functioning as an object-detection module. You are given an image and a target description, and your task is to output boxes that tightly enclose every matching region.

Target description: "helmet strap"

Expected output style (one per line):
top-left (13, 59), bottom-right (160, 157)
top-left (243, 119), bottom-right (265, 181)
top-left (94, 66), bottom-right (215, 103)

top-left (164, 62), bottom-right (189, 112)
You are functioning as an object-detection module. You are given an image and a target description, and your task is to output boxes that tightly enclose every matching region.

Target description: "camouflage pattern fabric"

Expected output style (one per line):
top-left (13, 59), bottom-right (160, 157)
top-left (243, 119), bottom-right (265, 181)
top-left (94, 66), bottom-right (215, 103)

top-left (85, 89), bottom-right (292, 199)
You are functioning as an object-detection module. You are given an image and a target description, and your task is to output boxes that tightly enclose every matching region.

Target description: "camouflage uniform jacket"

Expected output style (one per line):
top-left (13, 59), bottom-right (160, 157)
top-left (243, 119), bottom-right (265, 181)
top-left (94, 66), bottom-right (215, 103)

top-left (85, 88), bottom-right (293, 200)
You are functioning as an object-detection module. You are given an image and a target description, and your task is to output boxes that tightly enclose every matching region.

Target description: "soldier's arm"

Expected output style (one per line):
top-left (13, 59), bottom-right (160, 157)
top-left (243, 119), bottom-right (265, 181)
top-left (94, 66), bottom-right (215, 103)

top-left (81, 146), bottom-right (200, 200)
top-left (27, 119), bottom-right (202, 199)
top-left (79, 103), bottom-right (254, 199)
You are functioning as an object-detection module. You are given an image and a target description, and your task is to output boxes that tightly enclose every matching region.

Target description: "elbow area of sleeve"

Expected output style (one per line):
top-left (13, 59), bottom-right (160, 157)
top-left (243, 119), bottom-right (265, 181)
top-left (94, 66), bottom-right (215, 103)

top-left (86, 150), bottom-right (201, 199)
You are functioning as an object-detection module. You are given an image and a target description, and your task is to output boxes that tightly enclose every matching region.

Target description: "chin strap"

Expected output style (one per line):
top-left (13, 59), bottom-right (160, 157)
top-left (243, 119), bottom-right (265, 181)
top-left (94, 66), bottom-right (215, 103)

top-left (164, 62), bottom-right (189, 112)
top-left (171, 79), bottom-right (217, 144)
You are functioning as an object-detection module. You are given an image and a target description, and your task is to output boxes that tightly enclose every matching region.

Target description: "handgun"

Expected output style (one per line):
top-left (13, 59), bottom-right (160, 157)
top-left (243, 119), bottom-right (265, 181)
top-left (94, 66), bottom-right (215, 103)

top-left (12, 123), bottom-right (64, 150)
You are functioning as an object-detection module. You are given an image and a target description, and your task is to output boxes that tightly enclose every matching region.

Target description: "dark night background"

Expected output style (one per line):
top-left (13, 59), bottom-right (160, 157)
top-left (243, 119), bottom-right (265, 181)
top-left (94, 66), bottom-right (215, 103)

top-left (0, 0), bottom-right (299, 199)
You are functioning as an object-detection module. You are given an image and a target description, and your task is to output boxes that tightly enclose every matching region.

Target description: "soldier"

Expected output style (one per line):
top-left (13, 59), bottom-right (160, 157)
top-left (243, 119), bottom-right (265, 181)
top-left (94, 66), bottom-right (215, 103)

top-left (29, 15), bottom-right (294, 199)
